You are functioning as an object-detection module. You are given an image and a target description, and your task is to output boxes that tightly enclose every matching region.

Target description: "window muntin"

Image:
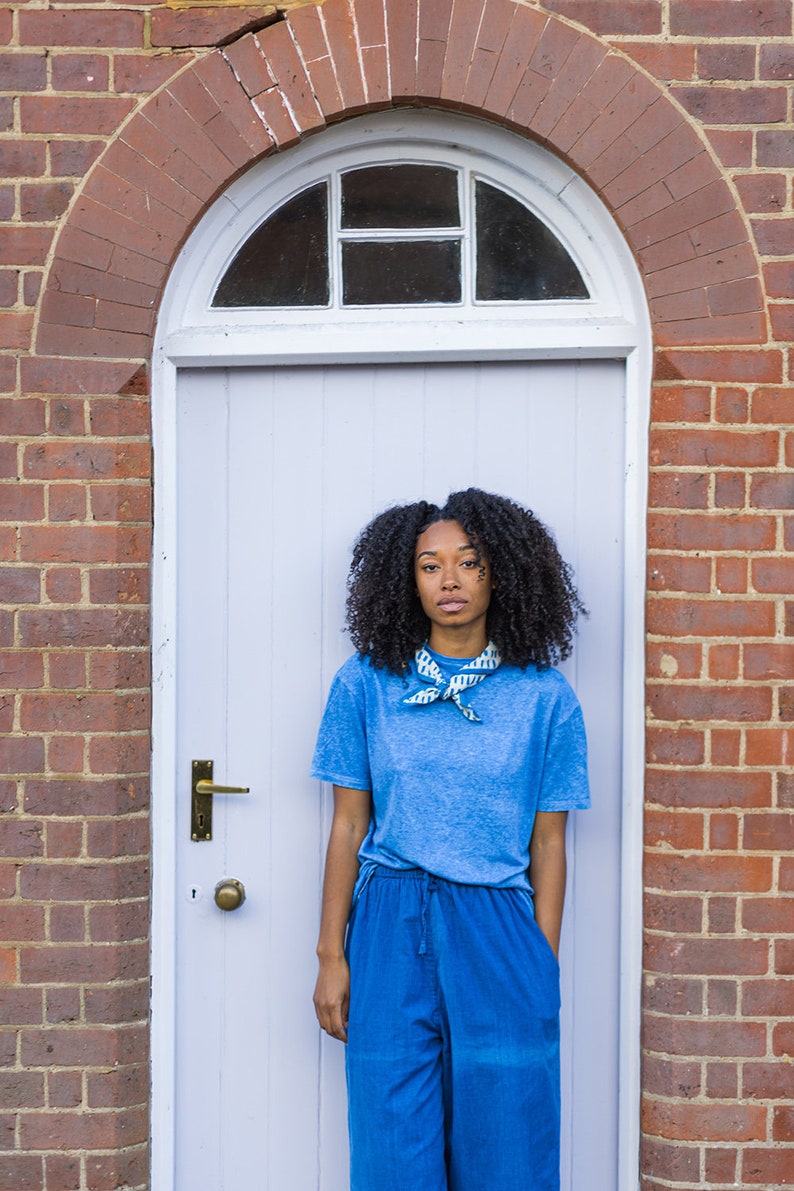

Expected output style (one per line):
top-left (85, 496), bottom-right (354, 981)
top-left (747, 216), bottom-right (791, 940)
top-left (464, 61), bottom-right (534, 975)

top-left (211, 163), bottom-right (589, 310)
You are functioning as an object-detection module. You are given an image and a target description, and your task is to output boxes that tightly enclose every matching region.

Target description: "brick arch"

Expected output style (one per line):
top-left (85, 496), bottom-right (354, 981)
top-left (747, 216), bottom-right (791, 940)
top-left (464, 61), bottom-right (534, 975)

top-left (36, 0), bottom-right (766, 364)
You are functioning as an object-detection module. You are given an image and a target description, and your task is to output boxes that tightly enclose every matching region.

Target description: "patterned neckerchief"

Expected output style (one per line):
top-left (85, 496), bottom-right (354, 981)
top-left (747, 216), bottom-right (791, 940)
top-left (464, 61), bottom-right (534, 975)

top-left (401, 641), bottom-right (502, 722)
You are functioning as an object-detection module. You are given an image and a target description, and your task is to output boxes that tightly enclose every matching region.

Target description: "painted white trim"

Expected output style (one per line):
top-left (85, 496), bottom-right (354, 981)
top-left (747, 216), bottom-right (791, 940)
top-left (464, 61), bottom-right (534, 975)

top-left (150, 350), bottom-right (179, 1191)
top-left (151, 108), bottom-right (649, 1191)
top-left (619, 344), bottom-right (650, 1191)
top-left (161, 112), bottom-right (626, 339)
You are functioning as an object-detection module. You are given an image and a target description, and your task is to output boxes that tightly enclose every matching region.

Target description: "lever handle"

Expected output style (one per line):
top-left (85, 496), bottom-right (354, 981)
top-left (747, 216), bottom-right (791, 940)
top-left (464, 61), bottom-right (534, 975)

top-left (195, 780), bottom-right (249, 795)
top-left (191, 760), bottom-right (249, 842)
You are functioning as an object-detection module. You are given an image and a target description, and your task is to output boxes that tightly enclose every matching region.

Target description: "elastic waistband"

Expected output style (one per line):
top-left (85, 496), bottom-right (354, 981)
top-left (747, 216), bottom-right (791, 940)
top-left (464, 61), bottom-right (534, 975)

top-left (370, 865), bottom-right (427, 880)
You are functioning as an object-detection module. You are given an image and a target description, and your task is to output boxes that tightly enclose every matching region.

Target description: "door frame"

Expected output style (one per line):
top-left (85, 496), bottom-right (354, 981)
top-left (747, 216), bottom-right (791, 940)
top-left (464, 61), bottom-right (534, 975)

top-left (151, 110), bottom-right (651, 1191)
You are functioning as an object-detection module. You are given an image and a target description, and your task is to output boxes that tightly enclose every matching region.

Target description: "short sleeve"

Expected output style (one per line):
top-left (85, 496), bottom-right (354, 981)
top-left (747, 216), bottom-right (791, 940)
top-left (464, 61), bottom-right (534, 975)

top-left (537, 695), bottom-right (590, 812)
top-left (310, 661), bottom-right (372, 790)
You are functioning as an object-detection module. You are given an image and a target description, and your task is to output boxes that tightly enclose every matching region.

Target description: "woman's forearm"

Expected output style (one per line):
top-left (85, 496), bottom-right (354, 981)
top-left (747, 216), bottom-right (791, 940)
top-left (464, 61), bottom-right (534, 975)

top-left (316, 804), bottom-right (368, 960)
top-left (314, 786), bottom-right (371, 1041)
top-left (528, 811), bottom-right (568, 958)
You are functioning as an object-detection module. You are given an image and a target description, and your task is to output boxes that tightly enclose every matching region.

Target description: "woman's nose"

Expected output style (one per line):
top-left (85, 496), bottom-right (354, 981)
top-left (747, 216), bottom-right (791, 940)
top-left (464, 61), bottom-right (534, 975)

top-left (441, 570), bottom-right (459, 588)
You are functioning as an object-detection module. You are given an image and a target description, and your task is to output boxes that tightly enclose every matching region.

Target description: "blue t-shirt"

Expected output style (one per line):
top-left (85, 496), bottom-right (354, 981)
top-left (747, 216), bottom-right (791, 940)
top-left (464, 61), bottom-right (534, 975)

top-left (311, 652), bottom-right (590, 891)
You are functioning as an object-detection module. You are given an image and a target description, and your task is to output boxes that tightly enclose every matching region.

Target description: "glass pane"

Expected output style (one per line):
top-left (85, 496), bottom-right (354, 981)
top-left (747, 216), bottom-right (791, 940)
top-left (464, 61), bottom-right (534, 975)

top-left (212, 183), bottom-right (329, 307)
top-left (341, 165), bottom-right (460, 229)
top-left (342, 240), bottom-right (461, 305)
top-left (475, 180), bottom-right (589, 301)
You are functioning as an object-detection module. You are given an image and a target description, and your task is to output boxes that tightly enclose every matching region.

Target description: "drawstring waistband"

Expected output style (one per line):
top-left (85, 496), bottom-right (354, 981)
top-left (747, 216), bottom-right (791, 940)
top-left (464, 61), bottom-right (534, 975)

top-left (357, 865), bottom-right (441, 956)
top-left (418, 874), bottom-right (439, 956)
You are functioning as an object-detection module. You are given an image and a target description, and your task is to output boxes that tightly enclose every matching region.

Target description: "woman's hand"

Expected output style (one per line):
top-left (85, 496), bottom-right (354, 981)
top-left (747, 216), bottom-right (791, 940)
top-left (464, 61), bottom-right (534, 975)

top-left (313, 954), bottom-right (351, 1041)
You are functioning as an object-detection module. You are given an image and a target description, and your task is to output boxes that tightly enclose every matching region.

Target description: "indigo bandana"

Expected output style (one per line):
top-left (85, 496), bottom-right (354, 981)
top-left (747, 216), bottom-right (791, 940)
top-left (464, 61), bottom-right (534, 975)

top-left (402, 641), bottom-right (502, 722)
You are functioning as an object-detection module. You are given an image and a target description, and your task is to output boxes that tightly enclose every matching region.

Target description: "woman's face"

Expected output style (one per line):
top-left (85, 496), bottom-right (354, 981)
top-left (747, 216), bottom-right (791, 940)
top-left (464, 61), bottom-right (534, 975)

top-left (414, 519), bottom-right (493, 651)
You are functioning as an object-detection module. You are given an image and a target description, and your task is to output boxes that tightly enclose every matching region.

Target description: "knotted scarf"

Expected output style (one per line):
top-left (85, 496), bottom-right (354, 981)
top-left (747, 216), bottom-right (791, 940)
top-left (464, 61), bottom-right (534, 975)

top-left (402, 641), bottom-right (502, 722)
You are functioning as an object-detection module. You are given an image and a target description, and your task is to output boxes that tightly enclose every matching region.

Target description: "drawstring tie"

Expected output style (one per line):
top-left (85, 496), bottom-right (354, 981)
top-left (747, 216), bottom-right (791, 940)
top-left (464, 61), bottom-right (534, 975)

top-left (418, 875), bottom-right (439, 956)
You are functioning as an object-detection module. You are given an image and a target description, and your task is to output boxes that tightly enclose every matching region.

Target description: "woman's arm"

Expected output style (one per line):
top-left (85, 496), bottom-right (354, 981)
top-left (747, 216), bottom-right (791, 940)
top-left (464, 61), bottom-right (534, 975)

top-left (528, 810), bottom-right (568, 959)
top-left (313, 784), bottom-right (372, 1042)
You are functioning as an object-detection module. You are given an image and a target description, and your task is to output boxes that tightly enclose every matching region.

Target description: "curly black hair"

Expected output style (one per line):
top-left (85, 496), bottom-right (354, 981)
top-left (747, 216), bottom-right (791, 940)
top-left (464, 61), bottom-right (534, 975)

top-left (345, 488), bottom-right (585, 673)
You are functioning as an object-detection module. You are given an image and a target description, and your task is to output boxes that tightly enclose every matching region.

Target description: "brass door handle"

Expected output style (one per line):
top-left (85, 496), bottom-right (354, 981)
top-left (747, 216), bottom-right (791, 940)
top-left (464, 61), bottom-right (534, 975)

top-left (195, 780), bottom-right (249, 795)
top-left (191, 760), bottom-right (249, 842)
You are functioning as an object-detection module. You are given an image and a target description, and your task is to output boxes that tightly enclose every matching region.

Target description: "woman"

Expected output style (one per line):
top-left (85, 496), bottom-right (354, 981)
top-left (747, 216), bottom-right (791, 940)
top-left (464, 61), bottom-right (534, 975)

top-left (311, 488), bottom-right (589, 1191)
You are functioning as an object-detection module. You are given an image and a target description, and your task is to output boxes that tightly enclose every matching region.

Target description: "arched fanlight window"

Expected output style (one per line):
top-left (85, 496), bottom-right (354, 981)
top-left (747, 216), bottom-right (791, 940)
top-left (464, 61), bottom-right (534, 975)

top-left (212, 164), bottom-right (589, 309)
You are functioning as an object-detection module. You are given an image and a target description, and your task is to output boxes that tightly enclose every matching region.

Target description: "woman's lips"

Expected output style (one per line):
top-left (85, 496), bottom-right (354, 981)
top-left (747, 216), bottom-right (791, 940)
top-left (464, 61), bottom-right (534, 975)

top-left (438, 599), bottom-right (466, 612)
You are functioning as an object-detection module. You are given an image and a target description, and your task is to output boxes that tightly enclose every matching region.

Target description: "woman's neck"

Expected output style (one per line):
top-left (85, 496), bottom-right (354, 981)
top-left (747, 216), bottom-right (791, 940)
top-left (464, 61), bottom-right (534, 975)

top-left (427, 627), bottom-right (488, 659)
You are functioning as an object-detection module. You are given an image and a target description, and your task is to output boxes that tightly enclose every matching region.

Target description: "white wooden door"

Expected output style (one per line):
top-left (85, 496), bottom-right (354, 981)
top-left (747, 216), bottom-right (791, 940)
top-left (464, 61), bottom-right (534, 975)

top-left (173, 358), bottom-right (625, 1190)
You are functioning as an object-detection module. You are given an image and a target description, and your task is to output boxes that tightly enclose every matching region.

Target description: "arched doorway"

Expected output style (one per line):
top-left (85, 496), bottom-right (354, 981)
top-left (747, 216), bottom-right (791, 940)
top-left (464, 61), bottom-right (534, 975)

top-left (151, 110), bottom-right (650, 1190)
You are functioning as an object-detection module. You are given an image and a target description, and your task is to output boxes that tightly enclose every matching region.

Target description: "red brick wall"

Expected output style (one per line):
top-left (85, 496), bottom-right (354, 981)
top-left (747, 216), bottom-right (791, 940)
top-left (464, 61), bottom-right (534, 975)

top-left (1, 1), bottom-right (793, 1188)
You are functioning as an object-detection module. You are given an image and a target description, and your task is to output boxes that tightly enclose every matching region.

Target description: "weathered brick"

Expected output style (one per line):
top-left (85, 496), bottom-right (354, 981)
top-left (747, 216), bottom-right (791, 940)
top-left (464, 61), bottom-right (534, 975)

top-left (642, 1097), bottom-right (765, 1142)
top-left (322, 0), bottom-right (368, 110)
top-left (113, 52), bottom-right (185, 96)
top-left (713, 471), bottom-right (745, 509)
top-left (19, 10), bottom-right (144, 48)
top-left (744, 812), bottom-right (794, 851)
top-left (0, 1155), bottom-right (43, 1191)
top-left (645, 808), bottom-right (704, 851)
top-left (644, 891), bottom-right (703, 934)
top-left (645, 932), bottom-right (771, 976)
top-left (19, 525), bottom-right (150, 566)
top-left (670, 1), bottom-right (791, 37)
top-left (19, 1106), bottom-right (147, 1151)
top-left (85, 1146), bottom-right (148, 1191)
top-left (672, 85), bottom-right (787, 126)
top-left (647, 683), bottom-right (772, 724)
top-left (647, 590), bottom-right (771, 638)
top-left (645, 769), bottom-right (771, 809)
top-left (20, 691), bottom-right (148, 733)
top-left (707, 643), bottom-right (740, 681)
top-left (151, 6), bottom-right (270, 49)
top-left (743, 1146), bottom-right (794, 1191)
top-left (542, 0), bottom-right (660, 35)
top-left (752, 558), bottom-right (794, 593)
top-left (709, 811), bottom-right (740, 847)
top-left (51, 54), bottom-right (110, 93)
top-left (655, 350), bottom-right (783, 386)
top-left (646, 642), bottom-right (703, 680)
top-left (648, 512), bottom-right (776, 552)
top-left (0, 737), bottom-right (45, 775)
top-left (646, 726), bottom-right (704, 765)
top-left (0, 53), bottom-right (47, 93)
top-left (20, 943), bottom-right (148, 985)
top-left (23, 776), bottom-right (149, 818)
top-left (698, 43), bottom-right (756, 82)
top-left (756, 129), bottom-right (794, 168)
top-left (49, 139), bottom-right (104, 178)
top-left (647, 553), bottom-right (711, 593)
top-left (88, 734), bottom-right (150, 776)
top-left (735, 173), bottom-right (787, 215)
top-left (18, 608), bottom-right (148, 650)
top-left (20, 95), bottom-right (135, 137)
top-left (742, 897), bottom-right (794, 934)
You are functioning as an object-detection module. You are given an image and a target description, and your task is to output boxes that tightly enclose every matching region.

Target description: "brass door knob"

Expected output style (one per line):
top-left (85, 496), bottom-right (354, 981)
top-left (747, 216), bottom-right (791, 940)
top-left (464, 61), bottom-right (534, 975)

top-left (214, 878), bottom-right (246, 912)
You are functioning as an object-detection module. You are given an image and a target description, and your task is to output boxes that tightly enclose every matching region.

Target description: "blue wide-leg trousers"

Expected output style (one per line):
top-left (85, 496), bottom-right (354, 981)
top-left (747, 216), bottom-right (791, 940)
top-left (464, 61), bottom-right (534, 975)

top-left (345, 867), bottom-right (561, 1191)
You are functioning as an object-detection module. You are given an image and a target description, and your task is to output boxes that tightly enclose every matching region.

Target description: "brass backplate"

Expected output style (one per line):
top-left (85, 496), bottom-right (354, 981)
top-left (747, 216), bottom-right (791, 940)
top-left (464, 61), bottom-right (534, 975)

top-left (191, 759), bottom-right (214, 841)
